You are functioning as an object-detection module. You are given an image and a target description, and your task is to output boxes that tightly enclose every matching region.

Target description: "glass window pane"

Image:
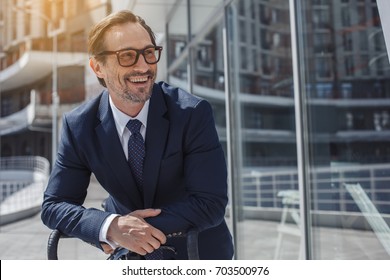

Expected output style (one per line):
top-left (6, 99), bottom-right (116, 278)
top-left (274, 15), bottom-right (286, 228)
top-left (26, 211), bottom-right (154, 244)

top-left (167, 1), bottom-right (188, 67)
top-left (296, 0), bottom-right (390, 259)
top-left (227, 0), bottom-right (298, 259)
top-left (190, 0), bottom-right (222, 37)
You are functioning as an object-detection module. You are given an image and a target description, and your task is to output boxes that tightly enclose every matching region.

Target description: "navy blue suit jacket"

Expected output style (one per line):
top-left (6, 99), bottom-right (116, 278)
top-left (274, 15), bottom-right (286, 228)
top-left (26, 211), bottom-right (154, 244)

top-left (41, 82), bottom-right (234, 259)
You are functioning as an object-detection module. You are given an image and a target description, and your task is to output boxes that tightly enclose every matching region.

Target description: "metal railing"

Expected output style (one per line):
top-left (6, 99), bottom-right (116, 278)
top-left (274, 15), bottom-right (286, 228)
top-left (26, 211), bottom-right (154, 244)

top-left (0, 156), bottom-right (50, 173)
top-left (0, 156), bottom-right (50, 224)
top-left (1, 181), bottom-right (32, 203)
top-left (242, 163), bottom-right (390, 215)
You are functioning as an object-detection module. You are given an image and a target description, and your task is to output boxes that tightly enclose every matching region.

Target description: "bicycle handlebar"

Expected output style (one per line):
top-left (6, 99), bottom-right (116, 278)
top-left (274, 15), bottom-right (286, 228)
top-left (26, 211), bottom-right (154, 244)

top-left (47, 228), bottom-right (199, 260)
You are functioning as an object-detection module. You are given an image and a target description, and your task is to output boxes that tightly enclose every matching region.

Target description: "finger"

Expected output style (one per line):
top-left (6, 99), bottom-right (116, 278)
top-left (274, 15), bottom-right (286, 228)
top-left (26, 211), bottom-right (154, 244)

top-left (131, 245), bottom-right (148, 256)
top-left (142, 243), bottom-right (155, 254)
top-left (152, 228), bottom-right (167, 244)
top-left (148, 237), bottom-right (161, 250)
top-left (101, 243), bottom-right (114, 254)
top-left (119, 237), bottom-right (151, 256)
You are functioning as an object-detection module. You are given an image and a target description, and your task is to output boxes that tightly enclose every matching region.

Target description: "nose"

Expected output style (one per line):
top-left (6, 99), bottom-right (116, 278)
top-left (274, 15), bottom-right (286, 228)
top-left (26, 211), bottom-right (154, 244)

top-left (132, 53), bottom-right (150, 71)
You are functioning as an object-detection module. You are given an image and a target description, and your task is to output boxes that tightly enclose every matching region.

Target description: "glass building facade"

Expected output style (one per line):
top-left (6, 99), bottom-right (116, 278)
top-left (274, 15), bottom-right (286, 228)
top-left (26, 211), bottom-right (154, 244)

top-left (166, 0), bottom-right (390, 259)
top-left (1, 0), bottom-right (389, 259)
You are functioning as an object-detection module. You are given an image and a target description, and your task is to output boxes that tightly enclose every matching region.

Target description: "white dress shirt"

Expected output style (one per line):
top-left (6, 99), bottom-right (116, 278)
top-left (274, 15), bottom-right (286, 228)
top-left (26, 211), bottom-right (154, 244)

top-left (99, 95), bottom-right (150, 249)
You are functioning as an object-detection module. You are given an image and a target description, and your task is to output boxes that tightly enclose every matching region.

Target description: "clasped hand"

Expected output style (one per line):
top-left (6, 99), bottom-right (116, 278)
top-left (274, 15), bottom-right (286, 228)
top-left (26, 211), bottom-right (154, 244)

top-left (105, 208), bottom-right (166, 255)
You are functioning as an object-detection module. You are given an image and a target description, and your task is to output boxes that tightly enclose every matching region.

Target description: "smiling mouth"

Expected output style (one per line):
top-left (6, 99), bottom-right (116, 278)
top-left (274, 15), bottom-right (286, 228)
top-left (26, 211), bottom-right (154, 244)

top-left (128, 76), bottom-right (149, 83)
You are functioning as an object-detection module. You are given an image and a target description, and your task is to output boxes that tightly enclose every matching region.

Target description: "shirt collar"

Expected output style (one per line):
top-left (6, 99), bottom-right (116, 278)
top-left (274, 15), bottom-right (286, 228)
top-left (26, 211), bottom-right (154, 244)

top-left (109, 96), bottom-right (149, 136)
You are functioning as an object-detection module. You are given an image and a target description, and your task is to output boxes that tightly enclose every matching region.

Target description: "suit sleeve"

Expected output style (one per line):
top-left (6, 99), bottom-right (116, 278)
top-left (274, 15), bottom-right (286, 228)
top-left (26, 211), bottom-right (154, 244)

top-left (146, 100), bottom-right (228, 234)
top-left (41, 114), bottom-right (110, 249)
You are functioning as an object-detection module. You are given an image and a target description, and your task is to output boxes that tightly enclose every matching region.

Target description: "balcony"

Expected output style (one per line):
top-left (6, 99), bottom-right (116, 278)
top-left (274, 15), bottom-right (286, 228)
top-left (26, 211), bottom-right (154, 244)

top-left (0, 156), bottom-right (50, 225)
top-left (0, 84), bottom-right (84, 137)
top-left (0, 94), bottom-right (36, 136)
top-left (0, 50), bottom-right (87, 92)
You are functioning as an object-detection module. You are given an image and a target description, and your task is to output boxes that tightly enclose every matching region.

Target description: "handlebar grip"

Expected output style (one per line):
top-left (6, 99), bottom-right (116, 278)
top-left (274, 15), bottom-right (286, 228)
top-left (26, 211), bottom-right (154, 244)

top-left (47, 229), bottom-right (61, 260)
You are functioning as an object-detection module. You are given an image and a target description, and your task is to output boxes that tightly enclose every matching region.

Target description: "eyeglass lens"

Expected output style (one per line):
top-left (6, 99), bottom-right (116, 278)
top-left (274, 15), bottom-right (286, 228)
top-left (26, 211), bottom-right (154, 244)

top-left (118, 47), bottom-right (160, 66)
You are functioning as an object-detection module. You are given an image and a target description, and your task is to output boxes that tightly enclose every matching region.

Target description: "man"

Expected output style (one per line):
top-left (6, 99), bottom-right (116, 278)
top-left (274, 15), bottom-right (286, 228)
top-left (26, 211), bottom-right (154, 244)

top-left (41, 10), bottom-right (234, 260)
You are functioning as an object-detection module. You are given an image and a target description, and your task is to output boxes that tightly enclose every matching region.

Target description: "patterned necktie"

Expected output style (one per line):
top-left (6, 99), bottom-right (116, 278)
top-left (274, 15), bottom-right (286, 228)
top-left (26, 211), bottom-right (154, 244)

top-left (126, 119), bottom-right (145, 188)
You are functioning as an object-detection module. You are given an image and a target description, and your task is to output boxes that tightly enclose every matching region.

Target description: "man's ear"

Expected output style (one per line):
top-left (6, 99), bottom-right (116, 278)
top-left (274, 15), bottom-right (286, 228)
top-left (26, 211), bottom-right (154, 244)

top-left (89, 58), bottom-right (104, 79)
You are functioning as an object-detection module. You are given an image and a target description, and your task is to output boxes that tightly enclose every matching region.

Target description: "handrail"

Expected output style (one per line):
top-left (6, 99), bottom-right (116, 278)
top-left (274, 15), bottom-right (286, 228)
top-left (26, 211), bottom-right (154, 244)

top-left (0, 156), bottom-right (50, 225)
top-left (0, 156), bottom-right (50, 173)
top-left (241, 163), bottom-right (390, 214)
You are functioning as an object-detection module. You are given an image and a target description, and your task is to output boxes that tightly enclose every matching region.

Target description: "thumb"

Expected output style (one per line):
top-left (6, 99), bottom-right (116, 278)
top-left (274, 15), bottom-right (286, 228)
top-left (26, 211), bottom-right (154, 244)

top-left (130, 208), bottom-right (161, 219)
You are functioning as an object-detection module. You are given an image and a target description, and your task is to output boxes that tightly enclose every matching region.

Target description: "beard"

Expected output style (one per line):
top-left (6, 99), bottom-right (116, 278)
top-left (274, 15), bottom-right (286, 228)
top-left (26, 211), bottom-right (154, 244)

top-left (106, 71), bottom-right (155, 103)
top-left (121, 86), bottom-right (153, 103)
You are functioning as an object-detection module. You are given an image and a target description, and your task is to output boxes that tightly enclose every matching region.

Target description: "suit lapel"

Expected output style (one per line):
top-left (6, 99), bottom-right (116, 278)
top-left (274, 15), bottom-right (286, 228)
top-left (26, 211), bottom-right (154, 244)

top-left (143, 84), bottom-right (169, 208)
top-left (95, 91), bottom-right (144, 210)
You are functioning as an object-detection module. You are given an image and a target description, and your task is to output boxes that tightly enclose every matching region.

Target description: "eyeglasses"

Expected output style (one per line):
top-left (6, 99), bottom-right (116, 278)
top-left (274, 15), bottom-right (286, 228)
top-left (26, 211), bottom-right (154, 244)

top-left (96, 45), bottom-right (163, 67)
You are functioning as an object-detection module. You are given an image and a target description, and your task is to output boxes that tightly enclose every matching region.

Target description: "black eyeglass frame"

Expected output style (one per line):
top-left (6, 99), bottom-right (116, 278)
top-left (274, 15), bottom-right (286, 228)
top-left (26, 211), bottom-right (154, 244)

top-left (96, 45), bottom-right (163, 67)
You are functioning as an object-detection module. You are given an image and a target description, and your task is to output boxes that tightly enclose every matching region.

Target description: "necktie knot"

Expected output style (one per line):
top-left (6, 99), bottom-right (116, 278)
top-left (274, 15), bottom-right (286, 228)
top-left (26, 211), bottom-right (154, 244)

top-left (126, 119), bottom-right (142, 134)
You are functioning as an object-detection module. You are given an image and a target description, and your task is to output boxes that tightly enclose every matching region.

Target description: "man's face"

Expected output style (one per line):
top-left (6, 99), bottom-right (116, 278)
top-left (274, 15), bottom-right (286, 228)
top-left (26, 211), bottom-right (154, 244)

top-left (95, 22), bottom-right (158, 104)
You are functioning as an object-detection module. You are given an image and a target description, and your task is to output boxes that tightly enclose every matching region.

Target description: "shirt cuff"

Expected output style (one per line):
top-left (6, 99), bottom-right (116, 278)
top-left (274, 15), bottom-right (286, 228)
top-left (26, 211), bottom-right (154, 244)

top-left (99, 214), bottom-right (120, 249)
